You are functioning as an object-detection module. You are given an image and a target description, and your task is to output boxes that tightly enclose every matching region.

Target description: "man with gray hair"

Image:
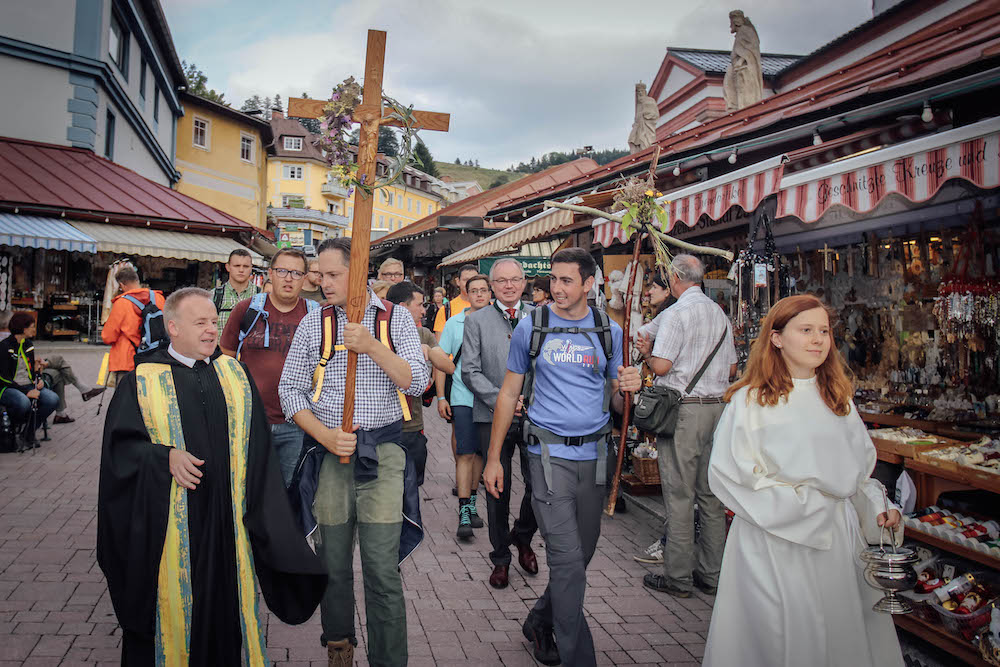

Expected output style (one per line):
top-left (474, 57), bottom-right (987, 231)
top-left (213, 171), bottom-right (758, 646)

top-left (98, 286), bottom-right (325, 665)
top-left (377, 257), bottom-right (405, 284)
top-left (639, 254), bottom-right (737, 599)
top-left (462, 257), bottom-right (538, 589)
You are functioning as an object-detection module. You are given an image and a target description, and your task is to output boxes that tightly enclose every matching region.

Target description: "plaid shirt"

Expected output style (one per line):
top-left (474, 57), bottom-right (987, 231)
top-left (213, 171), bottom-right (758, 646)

top-left (278, 291), bottom-right (429, 430)
top-left (215, 282), bottom-right (259, 336)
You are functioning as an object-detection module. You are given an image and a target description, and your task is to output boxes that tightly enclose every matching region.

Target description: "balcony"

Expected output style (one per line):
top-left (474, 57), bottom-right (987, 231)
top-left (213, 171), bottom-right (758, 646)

top-left (322, 181), bottom-right (351, 199)
top-left (268, 206), bottom-right (349, 229)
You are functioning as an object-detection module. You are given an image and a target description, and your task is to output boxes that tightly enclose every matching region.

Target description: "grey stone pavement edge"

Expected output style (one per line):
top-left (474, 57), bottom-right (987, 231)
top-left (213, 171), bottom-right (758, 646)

top-left (0, 343), bottom-right (712, 666)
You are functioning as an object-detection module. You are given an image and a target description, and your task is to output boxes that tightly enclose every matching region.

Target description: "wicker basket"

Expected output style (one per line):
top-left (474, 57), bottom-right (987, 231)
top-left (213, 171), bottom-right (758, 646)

top-left (632, 454), bottom-right (660, 486)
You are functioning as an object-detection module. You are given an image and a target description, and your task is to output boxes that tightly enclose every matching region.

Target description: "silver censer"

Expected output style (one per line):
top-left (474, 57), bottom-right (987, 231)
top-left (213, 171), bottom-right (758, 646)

top-left (859, 490), bottom-right (918, 614)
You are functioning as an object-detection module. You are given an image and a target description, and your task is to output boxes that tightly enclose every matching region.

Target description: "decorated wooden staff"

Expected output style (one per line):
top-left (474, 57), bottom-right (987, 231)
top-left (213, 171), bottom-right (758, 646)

top-left (544, 151), bottom-right (734, 515)
top-left (289, 30), bottom-right (449, 463)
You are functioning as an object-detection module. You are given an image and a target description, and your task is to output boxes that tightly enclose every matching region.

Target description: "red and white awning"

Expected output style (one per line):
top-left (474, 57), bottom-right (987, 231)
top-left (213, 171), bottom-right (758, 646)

top-left (663, 155), bottom-right (785, 233)
top-left (777, 116), bottom-right (1000, 223)
top-left (590, 155), bottom-right (785, 246)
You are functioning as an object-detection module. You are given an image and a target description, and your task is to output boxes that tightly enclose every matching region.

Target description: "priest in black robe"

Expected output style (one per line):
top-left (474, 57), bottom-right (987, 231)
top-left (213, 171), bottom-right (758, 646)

top-left (97, 286), bottom-right (327, 666)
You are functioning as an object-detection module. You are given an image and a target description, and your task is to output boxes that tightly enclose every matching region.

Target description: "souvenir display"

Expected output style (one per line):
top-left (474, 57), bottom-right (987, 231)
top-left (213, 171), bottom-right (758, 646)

top-left (905, 507), bottom-right (1000, 558)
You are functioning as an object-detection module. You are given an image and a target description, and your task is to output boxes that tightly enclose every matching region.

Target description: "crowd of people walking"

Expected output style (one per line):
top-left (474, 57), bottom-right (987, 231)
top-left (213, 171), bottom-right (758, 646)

top-left (0, 240), bottom-right (897, 667)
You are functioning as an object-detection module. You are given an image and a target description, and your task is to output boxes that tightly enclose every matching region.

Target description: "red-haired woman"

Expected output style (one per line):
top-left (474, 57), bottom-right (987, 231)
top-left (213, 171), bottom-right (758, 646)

top-left (703, 295), bottom-right (904, 667)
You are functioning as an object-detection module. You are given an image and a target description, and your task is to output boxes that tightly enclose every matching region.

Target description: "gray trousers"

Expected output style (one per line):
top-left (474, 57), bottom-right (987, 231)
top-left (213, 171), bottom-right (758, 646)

top-left (41, 354), bottom-right (88, 412)
top-left (657, 402), bottom-right (727, 591)
top-left (527, 454), bottom-right (602, 667)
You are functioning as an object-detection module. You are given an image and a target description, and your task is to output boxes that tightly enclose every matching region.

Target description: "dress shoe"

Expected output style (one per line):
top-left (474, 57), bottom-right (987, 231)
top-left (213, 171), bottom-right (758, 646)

top-left (82, 387), bottom-right (106, 401)
top-left (522, 611), bottom-right (560, 666)
top-left (643, 573), bottom-right (691, 598)
top-left (510, 530), bottom-right (538, 575)
top-left (489, 564), bottom-right (509, 589)
top-left (327, 639), bottom-right (353, 667)
top-left (53, 415), bottom-right (75, 424)
top-left (693, 570), bottom-right (718, 595)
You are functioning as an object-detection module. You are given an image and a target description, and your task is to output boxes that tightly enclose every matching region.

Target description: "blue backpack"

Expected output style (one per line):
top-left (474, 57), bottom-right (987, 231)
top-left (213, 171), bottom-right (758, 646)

top-left (236, 293), bottom-right (318, 357)
top-left (122, 289), bottom-right (168, 359)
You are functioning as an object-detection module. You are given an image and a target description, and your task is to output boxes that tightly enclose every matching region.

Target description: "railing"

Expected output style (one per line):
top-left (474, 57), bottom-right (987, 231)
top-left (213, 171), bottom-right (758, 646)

top-left (322, 181), bottom-right (351, 198)
top-left (268, 206), bottom-right (348, 227)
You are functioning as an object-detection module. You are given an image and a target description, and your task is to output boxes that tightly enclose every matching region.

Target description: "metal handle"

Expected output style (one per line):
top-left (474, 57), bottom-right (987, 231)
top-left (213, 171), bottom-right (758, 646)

top-left (879, 486), bottom-right (897, 555)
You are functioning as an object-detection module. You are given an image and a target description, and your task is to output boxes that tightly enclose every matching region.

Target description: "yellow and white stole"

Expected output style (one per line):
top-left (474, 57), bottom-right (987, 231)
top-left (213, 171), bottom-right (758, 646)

top-left (135, 356), bottom-right (268, 667)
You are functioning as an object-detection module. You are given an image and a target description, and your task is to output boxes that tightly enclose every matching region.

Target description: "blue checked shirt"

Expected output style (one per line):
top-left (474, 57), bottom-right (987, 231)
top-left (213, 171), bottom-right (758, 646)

top-left (278, 290), bottom-right (429, 430)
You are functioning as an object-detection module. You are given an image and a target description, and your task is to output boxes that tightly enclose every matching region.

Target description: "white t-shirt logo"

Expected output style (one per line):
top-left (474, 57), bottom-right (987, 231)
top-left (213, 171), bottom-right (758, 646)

top-left (542, 338), bottom-right (596, 369)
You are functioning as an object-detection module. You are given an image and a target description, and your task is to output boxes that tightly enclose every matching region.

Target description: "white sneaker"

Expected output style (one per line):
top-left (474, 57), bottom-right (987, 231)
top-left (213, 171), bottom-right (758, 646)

top-left (633, 539), bottom-right (664, 564)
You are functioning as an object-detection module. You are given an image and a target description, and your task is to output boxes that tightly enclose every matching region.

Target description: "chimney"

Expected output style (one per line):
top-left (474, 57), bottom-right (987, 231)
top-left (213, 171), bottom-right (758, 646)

top-left (272, 109), bottom-right (284, 119)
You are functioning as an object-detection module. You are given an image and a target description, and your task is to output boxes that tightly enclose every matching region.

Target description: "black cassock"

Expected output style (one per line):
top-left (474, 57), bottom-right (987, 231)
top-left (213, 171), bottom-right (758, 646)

top-left (97, 348), bottom-right (326, 665)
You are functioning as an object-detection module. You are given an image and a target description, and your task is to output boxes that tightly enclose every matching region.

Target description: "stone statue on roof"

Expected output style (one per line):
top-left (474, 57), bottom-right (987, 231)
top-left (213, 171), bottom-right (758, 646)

top-left (628, 82), bottom-right (658, 154)
top-left (723, 9), bottom-right (764, 111)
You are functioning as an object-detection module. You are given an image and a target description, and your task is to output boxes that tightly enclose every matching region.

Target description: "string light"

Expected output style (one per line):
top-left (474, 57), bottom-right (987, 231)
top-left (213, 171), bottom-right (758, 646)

top-left (921, 101), bottom-right (933, 123)
top-left (813, 130), bottom-right (823, 146)
top-left (504, 214), bottom-right (509, 221)
top-left (728, 149), bottom-right (738, 164)
top-left (522, 210), bottom-right (528, 218)
top-left (672, 165), bottom-right (681, 176)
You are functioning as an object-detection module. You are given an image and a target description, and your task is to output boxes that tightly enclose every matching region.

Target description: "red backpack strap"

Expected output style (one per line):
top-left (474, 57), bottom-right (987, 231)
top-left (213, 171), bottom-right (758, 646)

top-left (375, 299), bottom-right (395, 352)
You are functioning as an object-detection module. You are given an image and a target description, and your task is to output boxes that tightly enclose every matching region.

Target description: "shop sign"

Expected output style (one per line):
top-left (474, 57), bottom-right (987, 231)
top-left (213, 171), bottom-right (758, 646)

top-left (277, 232), bottom-right (291, 249)
top-left (478, 256), bottom-right (551, 277)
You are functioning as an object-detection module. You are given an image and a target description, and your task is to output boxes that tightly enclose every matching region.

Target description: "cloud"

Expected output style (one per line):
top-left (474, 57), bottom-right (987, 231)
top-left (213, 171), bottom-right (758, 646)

top-left (163, 0), bottom-right (872, 168)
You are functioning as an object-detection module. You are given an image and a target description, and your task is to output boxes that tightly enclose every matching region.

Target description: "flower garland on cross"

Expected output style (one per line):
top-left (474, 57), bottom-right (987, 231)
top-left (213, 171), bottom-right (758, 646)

top-left (316, 76), bottom-right (422, 199)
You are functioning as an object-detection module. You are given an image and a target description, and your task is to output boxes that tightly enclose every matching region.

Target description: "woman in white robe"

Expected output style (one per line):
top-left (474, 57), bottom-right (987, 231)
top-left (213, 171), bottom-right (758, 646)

top-left (703, 295), bottom-right (904, 667)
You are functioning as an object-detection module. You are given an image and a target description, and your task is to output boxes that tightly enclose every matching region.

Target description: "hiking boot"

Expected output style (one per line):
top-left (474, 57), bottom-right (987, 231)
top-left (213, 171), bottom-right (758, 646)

top-left (643, 573), bottom-right (691, 598)
top-left (693, 570), bottom-right (718, 595)
top-left (468, 497), bottom-right (484, 528)
top-left (633, 539), bottom-right (664, 564)
top-left (82, 387), bottom-right (106, 401)
top-left (327, 639), bottom-right (353, 667)
top-left (522, 611), bottom-right (560, 666)
top-left (457, 504), bottom-right (474, 539)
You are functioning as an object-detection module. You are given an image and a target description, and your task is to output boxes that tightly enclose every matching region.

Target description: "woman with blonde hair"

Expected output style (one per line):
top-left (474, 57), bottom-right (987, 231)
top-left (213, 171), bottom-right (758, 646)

top-left (703, 294), bottom-right (903, 667)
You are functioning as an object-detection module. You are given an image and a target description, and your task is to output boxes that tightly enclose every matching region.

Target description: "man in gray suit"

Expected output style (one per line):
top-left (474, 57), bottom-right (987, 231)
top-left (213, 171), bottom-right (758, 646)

top-left (463, 258), bottom-right (539, 589)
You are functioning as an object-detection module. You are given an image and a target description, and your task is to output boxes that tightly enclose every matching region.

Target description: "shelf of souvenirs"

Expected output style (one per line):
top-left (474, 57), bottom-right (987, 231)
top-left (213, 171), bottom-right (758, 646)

top-left (892, 531), bottom-right (1000, 666)
top-left (893, 614), bottom-right (991, 667)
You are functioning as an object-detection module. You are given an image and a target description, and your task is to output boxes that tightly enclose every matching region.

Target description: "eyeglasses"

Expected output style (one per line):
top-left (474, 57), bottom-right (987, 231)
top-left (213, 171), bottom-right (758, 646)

top-left (381, 272), bottom-right (403, 279)
top-left (491, 278), bottom-right (523, 287)
top-left (468, 288), bottom-right (491, 296)
top-left (272, 268), bottom-right (306, 279)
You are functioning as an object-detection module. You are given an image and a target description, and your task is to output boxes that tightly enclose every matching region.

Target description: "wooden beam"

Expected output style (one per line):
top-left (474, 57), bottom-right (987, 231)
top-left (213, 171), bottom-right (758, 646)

top-left (287, 99), bottom-right (450, 132)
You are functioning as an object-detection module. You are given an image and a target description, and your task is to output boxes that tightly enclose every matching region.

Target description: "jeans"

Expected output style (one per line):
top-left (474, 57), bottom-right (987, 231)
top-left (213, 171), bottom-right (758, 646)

top-left (657, 402), bottom-right (727, 591)
top-left (0, 385), bottom-right (59, 437)
top-left (477, 423), bottom-right (537, 566)
top-left (528, 454), bottom-right (603, 667)
top-left (270, 422), bottom-right (305, 488)
top-left (314, 443), bottom-right (406, 667)
top-left (41, 354), bottom-right (89, 412)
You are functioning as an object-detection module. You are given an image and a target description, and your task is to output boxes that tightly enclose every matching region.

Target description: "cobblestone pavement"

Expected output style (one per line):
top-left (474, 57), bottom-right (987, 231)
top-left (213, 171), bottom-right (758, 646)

top-left (0, 343), bottom-right (712, 666)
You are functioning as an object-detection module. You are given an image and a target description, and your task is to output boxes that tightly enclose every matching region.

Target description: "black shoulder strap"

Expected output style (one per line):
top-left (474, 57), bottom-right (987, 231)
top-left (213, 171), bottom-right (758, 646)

top-left (528, 305), bottom-right (548, 358)
top-left (684, 329), bottom-right (729, 395)
top-left (590, 306), bottom-right (613, 361)
top-left (213, 285), bottom-right (225, 311)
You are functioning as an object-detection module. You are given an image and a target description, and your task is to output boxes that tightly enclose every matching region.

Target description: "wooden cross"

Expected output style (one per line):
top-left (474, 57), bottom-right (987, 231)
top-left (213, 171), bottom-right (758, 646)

top-left (288, 30), bottom-right (450, 463)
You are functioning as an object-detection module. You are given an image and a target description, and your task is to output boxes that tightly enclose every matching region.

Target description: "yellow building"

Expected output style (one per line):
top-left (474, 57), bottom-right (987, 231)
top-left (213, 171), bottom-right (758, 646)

top-left (175, 92), bottom-right (271, 229)
top-left (343, 158), bottom-right (448, 240)
top-left (266, 111), bottom-right (348, 247)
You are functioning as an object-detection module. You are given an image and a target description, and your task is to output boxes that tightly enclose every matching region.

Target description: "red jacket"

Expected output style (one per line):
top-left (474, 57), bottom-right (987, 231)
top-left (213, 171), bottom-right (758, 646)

top-left (101, 288), bottom-right (166, 372)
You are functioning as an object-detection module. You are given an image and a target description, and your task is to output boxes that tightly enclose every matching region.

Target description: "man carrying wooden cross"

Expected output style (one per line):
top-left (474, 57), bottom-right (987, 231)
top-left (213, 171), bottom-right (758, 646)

top-left (279, 238), bottom-right (428, 666)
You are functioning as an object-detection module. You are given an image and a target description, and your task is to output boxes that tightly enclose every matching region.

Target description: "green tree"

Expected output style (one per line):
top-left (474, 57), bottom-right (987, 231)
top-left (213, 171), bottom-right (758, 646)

top-left (413, 139), bottom-right (439, 177)
top-left (454, 157), bottom-right (461, 165)
top-left (182, 60), bottom-right (226, 104)
top-left (240, 95), bottom-right (263, 113)
top-left (273, 93), bottom-right (283, 113)
top-left (489, 175), bottom-right (508, 189)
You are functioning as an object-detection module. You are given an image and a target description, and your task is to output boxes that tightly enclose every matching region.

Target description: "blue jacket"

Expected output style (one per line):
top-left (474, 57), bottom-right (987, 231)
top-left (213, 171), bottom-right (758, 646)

top-left (288, 420), bottom-right (423, 565)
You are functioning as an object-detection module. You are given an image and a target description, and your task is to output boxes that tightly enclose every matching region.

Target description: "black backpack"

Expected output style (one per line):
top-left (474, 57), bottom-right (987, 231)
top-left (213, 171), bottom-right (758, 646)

top-left (122, 289), bottom-right (169, 360)
top-left (522, 305), bottom-right (615, 411)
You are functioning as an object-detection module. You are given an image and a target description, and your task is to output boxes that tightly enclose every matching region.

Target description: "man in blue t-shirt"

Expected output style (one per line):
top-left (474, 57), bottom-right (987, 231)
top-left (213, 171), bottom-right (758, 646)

top-left (484, 248), bottom-right (641, 667)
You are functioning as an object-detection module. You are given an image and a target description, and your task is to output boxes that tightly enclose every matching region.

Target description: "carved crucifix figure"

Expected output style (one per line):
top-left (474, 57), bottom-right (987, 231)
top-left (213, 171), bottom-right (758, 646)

top-left (288, 30), bottom-right (449, 463)
top-left (818, 244), bottom-right (836, 273)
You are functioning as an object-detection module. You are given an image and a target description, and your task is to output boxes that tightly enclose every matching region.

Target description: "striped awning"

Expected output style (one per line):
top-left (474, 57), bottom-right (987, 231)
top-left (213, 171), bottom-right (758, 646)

top-left (0, 214), bottom-right (97, 253)
top-left (777, 116), bottom-right (1000, 223)
top-left (68, 221), bottom-right (264, 265)
top-left (439, 205), bottom-right (577, 267)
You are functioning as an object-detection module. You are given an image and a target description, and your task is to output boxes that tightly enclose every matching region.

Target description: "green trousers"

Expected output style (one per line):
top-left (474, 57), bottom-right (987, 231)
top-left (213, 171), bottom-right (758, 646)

top-left (314, 442), bottom-right (407, 667)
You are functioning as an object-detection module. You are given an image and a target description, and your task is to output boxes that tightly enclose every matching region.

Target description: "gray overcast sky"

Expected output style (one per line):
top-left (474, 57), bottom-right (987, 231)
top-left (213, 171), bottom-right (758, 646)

top-left (161, 0), bottom-right (873, 169)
